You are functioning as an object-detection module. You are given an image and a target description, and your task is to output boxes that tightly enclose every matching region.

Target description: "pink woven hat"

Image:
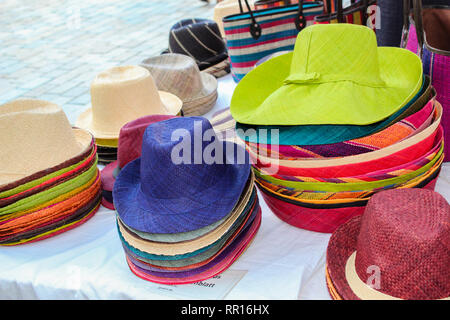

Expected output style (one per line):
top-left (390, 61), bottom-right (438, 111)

top-left (326, 188), bottom-right (450, 300)
top-left (100, 115), bottom-right (177, 209)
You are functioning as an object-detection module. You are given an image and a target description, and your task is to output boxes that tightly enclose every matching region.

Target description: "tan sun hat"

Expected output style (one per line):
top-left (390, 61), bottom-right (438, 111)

top-left (76, 65), bottom-right (182, 140)
top-left (0, 99), bottom-right (92, 186)
top-left (213, 0), bottom-right (255, 36)
top-left (141, 54), bottom-right (218, 116)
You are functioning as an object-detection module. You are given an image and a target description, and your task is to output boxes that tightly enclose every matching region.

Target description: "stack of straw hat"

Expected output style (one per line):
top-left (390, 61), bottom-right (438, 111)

top-left (76, 65), bottom-right (183, 164)
top-left (113, 117), bottom-right (261, 284)
top-left (141, 53), bottom-right (218, 116)
top-left (0, 99), bottom-right (101, 245)
top-left (226, 24), bottom-right (444, 233)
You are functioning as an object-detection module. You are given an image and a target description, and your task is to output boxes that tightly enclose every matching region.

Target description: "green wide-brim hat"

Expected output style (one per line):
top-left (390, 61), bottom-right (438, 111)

top-left (230, 24), bottom-right (423, 126)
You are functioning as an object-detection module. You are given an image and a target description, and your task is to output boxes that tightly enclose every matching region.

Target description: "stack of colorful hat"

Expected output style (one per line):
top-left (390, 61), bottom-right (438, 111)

top-left (141, 53), bottom-right (218, 116)
top-left (76, 65), bottom-right (183, 164)
top-left (326, 188), bottom-right (450, 300)
top-left (0, 99), bottom-right (101, 245)
top-left (226, 24), bottom-right (444, 233)
top-left (100, 115), bottom-right (177, 210)
top-left (113, 117), bottom-right (261, 284)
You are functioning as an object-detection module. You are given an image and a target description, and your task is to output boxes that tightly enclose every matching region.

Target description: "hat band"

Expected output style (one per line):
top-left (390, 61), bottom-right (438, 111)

top-left (284, 72), bottom-right (386, 88)
top-left (345, 252), bottom-right (450, 300)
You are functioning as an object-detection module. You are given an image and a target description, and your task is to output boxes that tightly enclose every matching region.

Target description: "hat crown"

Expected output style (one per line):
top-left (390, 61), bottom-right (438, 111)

top-left (89, 65), bottom-right (168, 136)
top-left (117, 115), bottom-right (176, 168)
top-left (141, 54), bottom-right (203, 101)
top-left (168, 19), bottom-right (227, 70)
top-left (138, 117), bottom-right (226, 200)
top-left (0, 99), bottom-right (85, 185)
top-left (286, 24), bottom-right (385, 87)
top-left (355, 189), bottom-right (450, 299)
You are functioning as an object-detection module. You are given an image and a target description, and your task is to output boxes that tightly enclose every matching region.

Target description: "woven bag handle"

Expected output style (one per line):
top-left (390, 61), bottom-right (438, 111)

top-left (238, 0), bottom-right (262, 39)
top-left (401, 0), bottom-right (411, 47)
top-left (412, 0), bottom-right (425, 58)
top-left (336, 0), bottom-right (344, 22)
top-left (401, 0), bottom-right (424, 58)
top-left (319, 1), bottom-right (344, 23)
top-left (295, 0), bottom-right (308, 31)
top-left (361, 0), bottom-right (370, 25)
top-left (323, 0), bottom-right (372, 24)
top-left (238, 0), bottom-right (308, 39)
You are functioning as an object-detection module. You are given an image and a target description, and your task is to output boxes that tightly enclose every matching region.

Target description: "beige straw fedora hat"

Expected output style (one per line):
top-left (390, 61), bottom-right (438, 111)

top-left (213, 0), bottom-right (255, 36)
top-left (76, 65), bottom-right (182, 139)
top-left (141, 54), bottom-right (218, 116)
top-left (0, 99), bottom-right (92, 186)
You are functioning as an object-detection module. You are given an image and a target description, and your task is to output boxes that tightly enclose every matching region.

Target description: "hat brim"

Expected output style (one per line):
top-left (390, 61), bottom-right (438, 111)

top-left (326, 174), bottom-right (441, 300)
top-left (326, 215), bottom-right (362, 299)
top-left (247, 104), bottom-right (442, 171)
top-left (236, 77), bottom-right (432, 145)
top-left (182, 72), bottom-right (218, 106)
top-left (0, 129), bottom-right (93, 192)
top-left (95, 139), bottom-right (118, 148)
top-left (121, 191), bottom-right (258, 269)
top-left (124, 209), bottom-right (261, 285)
top-left (0, 127), bottom-right (93, 189)
top-left (125, 207), bottom-right (259, 276)
top-left (75, 91), bottom-right (183, 140)
top-left (254, 146), bottom-right (443, 193)
top-left (0, 177), bottom-right (101, 245)
top-left (117, 177), bottom-right (255, 256)
top-left (0, 146), bottom-right (98, 208)
top-left (231, 48), bottom-right (423, 126)
top-left (182, 91), bottom-right (218, 116)
top-left (258, 165), bottom-right (441, 234)
top-left (101, 197), bottom-right (115, 210)
top-left (113, 140), bottom-right (251, 234)
top-left (259, 184), bottom-right (366, 233)
top-left (119, 183), bottom-right (256, 244)
top-left (201, 57), bottom-right (231, 78)
top-left (100, 160), bottom-right (118, 192)
top-left (199, 52), bottom-right (229, 71)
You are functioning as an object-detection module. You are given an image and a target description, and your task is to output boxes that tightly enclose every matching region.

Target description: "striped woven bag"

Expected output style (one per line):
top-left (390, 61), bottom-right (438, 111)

top-left (254, 0), bottom-right (324, 10)
top-left (402, 0), bottom-right (450, 162)
top-left (223, 0), bottom-right (324, 82)
top-left (254, 0), bottom-right (299, 10)
top-left (314, 0), bottom-right (378, 31)
top-left (255, 0), bottom-right (335, 11)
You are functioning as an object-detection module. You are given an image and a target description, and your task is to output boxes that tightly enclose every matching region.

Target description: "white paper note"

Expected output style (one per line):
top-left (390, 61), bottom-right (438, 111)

top-left (150, 269), bottom-right (248, 300)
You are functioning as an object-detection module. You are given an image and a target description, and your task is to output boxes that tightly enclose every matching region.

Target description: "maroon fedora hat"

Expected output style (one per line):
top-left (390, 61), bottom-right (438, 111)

top-left (100, 115), bottom-right (177, 207)
top-left (326, 188), bottom-right (450, 300)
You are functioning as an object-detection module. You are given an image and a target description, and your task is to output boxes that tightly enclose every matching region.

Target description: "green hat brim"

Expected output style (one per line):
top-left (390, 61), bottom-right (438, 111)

top-left (230, 48), bottom-right (423, 126)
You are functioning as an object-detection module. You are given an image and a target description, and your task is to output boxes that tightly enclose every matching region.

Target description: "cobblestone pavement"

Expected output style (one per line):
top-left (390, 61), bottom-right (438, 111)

top-left (0, 0), bottom-right (216, 123)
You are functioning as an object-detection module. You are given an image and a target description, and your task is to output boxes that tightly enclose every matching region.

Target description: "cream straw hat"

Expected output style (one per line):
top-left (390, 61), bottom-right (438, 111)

top-left (76, 65), bottom-right (182, 139)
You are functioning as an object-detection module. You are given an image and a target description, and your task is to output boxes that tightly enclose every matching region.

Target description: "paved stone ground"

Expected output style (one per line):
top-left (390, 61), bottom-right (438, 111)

top-left (0, 0), bottom-right (216, 123)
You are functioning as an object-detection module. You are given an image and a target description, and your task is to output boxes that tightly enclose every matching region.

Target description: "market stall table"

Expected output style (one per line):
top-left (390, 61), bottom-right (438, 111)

top-left (0, 75), bottom-right (448, 300)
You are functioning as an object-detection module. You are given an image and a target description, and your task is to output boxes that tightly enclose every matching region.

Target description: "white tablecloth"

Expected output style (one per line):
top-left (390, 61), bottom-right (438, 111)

top-left (0, 75), bottom-right (448, 300)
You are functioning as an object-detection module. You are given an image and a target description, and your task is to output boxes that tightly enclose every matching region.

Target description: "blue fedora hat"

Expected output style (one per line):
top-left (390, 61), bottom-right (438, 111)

top-left (113, 117), bottom-right (251, 234)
